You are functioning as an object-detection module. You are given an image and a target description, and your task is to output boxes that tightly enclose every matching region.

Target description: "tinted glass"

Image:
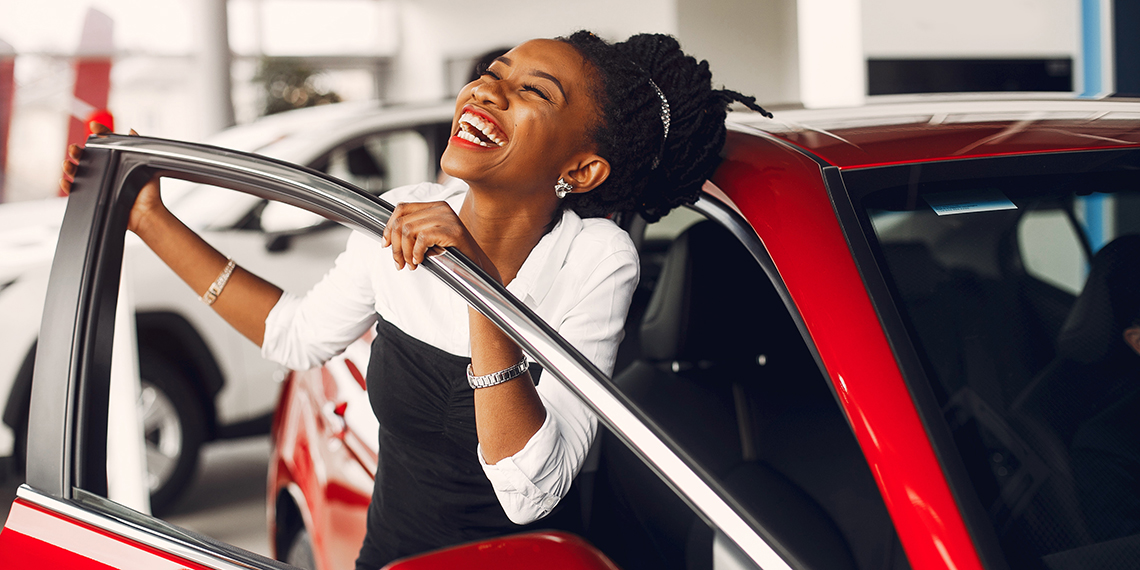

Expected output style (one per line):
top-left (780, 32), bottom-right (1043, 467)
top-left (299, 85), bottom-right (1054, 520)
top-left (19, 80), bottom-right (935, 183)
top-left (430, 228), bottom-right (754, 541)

top-left (856, 157), bottom-right (1140, 569)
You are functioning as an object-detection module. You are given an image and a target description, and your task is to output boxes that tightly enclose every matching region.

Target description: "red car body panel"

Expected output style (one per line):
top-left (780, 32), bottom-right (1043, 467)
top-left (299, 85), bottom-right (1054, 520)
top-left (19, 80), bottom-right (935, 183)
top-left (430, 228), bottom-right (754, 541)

top-left (384, 532), bottom-right (621, 570)
top-left (0, 499), bottom-right (213, 570)
top-left (715, 132), bottom-right (984, 570)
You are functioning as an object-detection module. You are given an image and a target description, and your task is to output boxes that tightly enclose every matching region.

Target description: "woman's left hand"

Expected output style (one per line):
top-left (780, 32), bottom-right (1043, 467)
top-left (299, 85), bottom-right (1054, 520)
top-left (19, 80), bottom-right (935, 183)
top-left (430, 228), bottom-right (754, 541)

top-left (382, 201), bottom-right (495, 278)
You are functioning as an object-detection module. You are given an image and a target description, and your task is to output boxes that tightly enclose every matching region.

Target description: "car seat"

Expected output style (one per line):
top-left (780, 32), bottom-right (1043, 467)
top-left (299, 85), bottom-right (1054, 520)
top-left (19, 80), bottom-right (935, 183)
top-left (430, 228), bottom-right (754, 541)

top-left (593, 221), bottom-right (870, 570)
top-left (1003, 235), bottom-right (1140, 557)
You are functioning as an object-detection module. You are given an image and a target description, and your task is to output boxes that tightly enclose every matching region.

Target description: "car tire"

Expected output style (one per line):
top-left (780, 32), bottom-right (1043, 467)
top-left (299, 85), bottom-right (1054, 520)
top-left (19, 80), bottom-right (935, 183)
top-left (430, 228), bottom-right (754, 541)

top-left (285, 528), bottom-right (317, 570)
top-left (138, 350), bottom-right (205, 514)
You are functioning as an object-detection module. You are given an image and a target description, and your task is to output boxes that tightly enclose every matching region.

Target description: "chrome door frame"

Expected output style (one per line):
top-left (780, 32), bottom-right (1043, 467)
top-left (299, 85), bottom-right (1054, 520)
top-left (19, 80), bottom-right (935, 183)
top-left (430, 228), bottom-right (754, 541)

top-left (26, 134), bottom-right (795, 570)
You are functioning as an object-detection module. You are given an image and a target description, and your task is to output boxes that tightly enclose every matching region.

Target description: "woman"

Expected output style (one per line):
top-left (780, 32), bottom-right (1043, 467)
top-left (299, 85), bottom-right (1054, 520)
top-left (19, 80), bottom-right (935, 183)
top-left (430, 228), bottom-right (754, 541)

top-left (63, 31), bottom-right (769, 568)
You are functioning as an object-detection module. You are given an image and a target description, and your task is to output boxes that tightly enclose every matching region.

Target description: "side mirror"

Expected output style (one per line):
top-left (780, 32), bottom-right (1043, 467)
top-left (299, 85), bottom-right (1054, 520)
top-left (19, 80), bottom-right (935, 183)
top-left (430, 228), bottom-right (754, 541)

top-left (385, 532), bottom-right (620, 570)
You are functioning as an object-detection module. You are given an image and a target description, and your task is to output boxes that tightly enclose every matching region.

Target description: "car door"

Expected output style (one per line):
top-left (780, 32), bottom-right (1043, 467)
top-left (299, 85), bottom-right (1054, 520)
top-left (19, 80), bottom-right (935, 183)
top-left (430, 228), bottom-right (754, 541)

top-left (0, 134), bottom-right (800, 570)
top-left (271, 334), bottom-right (377, 570)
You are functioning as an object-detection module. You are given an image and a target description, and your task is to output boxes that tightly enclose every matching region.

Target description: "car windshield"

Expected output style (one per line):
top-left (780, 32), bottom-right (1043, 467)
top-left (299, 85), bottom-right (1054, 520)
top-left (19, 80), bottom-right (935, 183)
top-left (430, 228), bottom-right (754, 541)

top-left (854, 153), bottom-right (1140, 569)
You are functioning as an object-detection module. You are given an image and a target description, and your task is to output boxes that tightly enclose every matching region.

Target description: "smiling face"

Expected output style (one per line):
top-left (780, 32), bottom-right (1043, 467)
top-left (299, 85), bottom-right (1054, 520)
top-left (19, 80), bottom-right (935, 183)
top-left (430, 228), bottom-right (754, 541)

top-left (441, 39), bottom-right (606, 199)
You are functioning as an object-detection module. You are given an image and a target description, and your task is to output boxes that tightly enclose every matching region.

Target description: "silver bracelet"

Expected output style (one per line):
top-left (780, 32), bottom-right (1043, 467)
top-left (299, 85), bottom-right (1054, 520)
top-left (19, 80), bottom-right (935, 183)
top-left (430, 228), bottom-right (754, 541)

top-left (200, 258), bottom-right (236, 306)
top-left (467, 357), bottom-right (529, 389)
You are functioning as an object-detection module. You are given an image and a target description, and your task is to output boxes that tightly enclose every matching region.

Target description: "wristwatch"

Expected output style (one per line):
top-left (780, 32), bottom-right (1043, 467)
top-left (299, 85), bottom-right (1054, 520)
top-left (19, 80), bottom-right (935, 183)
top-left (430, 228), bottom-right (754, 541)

top-left (467, 357), bottom-right (530, 389)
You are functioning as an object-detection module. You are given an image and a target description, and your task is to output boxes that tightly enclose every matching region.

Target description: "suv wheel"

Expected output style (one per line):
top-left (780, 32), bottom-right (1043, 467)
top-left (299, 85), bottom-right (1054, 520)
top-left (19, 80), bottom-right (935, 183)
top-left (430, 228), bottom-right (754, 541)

top-left (285, 528), bottom-right (317, 569)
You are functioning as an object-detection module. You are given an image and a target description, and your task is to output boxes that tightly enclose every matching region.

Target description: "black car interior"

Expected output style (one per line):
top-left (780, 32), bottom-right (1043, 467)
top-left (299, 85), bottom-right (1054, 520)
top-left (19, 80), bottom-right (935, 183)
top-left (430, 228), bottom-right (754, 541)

top-left (872, 185), bottom-right (1140, 569)
top-left (586, 217), bottom-right (910, 570)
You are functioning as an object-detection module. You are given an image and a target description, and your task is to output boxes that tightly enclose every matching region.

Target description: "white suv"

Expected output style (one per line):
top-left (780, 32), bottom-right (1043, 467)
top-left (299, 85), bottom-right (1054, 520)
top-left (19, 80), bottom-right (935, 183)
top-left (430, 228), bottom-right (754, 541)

top-left (0, 100), bottom-right (454, 512)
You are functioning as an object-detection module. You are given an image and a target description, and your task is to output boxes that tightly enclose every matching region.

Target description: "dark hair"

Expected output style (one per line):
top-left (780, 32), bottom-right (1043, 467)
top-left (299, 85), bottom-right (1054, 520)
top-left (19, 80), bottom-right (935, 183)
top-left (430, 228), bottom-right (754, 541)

top-left (558, 31), bottom-right (770, 222)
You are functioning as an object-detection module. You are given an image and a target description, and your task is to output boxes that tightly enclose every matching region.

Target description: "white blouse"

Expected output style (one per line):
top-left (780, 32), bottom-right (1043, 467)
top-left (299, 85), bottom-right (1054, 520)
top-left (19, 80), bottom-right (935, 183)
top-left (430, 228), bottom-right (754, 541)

top-left (261, 180), bottom-right (639, 524)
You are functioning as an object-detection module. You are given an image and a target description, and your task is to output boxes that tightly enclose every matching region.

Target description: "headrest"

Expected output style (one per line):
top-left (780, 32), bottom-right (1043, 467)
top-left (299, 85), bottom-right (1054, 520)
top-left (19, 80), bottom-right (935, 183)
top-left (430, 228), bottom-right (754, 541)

top-left (638, 221), bottom-right (783, 364)
top-left (1056, 234), bottom-right (1140, 365)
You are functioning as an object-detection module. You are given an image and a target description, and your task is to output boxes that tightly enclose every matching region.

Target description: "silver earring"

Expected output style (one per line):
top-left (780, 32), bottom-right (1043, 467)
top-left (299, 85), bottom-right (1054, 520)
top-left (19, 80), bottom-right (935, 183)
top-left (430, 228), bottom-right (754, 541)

top-left (554, 177), bottom-right (573, 199)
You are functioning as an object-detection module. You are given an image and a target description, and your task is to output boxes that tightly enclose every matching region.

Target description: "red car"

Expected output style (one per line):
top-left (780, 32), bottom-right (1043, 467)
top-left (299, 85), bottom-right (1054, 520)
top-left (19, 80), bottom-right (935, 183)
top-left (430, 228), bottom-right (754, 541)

top-left (6, 98), bottom-right (1140, 570)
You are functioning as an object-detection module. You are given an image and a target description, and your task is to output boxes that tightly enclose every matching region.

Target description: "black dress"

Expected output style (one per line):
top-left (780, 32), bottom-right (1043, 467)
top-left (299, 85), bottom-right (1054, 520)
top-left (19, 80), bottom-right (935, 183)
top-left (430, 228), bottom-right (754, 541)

top-left (354, 316), bottom-right (570, 569)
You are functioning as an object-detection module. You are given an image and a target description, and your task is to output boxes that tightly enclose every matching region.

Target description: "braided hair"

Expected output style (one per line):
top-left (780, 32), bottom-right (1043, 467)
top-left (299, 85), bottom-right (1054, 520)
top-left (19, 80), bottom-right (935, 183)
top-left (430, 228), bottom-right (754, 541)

top-left (558, 31), bottom-right (770, 222)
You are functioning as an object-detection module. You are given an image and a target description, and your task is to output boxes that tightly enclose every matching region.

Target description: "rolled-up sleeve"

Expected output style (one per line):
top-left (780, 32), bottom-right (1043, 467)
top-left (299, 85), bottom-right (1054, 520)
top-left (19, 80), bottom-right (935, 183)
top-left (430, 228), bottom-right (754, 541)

top-left (261, 231), bottom-right (380, 370)
top-left (478, 244), bottom-right (639, 524)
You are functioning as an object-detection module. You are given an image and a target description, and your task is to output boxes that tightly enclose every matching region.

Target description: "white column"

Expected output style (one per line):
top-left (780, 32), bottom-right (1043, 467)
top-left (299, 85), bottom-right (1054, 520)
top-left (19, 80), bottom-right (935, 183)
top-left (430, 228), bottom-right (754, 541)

top-left (797, 0), bottom-right (864, 108)
top-left (676, 0), bottom-right (801, 107)
top-left (386, 2), bottom-right (446, 104)
top-left (197, 0), bottom-right (235, 135)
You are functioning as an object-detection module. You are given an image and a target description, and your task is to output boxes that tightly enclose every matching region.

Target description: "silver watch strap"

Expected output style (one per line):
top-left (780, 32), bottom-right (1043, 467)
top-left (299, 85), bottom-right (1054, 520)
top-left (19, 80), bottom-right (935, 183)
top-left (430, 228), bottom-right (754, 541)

top-left (467, 357), bottom-right (529, 389)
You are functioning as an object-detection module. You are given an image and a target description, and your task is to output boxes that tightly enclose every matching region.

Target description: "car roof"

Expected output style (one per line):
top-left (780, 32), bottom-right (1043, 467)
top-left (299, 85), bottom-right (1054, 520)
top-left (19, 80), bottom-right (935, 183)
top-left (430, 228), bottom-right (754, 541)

top-left (729, 96), bottom-right (1140, 169)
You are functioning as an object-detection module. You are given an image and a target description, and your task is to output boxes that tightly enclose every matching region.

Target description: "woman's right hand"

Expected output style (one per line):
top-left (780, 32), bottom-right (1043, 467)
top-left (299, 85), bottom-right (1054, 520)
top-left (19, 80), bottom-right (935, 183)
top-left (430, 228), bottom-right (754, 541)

top-left (61, 121), bottom-right (165, 236)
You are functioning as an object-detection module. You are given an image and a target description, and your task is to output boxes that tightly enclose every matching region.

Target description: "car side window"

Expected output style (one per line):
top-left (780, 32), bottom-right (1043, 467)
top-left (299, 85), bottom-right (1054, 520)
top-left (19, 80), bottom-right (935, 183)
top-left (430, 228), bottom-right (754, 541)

top-left (259, 130), bottom-right (433, 235)
top-left (316, 130), bottom-right (433, 193)
top-left (864, 169), bottom-right (1140, 568)
top-left (593, 206), bottom-right (911, 570)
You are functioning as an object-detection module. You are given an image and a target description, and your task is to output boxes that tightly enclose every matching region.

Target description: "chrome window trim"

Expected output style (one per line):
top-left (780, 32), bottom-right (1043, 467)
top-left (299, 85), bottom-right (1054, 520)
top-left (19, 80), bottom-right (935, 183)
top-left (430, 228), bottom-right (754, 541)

top-left (36, 135), bottom-right (792, 570)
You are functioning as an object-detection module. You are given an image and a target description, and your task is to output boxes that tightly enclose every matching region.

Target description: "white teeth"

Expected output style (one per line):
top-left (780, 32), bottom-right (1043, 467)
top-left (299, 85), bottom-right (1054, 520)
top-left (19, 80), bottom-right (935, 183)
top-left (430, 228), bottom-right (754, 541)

top-left (456, 129), bottom-right (493, 147)
top-left (459, 112), bottom-right (506, 146)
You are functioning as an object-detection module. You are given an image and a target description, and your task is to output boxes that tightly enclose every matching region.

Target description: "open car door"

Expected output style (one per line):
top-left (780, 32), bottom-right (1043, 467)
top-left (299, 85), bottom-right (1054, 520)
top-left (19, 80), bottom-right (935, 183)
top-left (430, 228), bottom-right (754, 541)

top-left (0, 135), bottom-right (793, 570)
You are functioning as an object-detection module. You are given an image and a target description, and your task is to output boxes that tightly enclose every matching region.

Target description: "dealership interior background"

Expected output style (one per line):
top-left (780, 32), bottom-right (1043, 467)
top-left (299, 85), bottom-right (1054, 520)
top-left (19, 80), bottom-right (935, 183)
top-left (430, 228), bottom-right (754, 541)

top-left (1, 0), bottom-right (1138, 204)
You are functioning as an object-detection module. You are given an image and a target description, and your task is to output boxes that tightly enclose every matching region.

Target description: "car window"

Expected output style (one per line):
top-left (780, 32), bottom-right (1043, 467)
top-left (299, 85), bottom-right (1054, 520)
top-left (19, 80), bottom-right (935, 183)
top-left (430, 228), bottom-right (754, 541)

top-left (317, 130), bottom-right (433, 193)
top-left (856, 155), bottom-right (1140, 569)
top-left (597, 206), bottom-right (911, 570)
top-left (259, 130), bottom-right (434, 234)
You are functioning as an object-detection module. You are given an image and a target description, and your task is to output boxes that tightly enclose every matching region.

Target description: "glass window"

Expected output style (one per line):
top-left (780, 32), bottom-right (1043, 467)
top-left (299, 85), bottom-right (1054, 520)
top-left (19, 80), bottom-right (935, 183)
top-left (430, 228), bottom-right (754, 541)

top-left (260, 129), bottom-right (434, 233)
top-left (317, 130), bottom-right (433, 194)
top-left (857, 158), bottom-right (1140, 569)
